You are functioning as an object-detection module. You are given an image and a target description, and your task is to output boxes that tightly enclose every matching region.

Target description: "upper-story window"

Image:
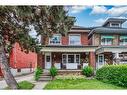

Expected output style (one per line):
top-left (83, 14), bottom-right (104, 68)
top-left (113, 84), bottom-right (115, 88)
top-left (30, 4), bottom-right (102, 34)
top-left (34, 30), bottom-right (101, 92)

top-left (101, 35), bottom-right (114, 45)
top-left (69, 34), bottom-right (81, 45)
top-left (120, 36), bottom-right (127, 45)
top-left (110, 23), bottom-right (121, 27)
top-left (49, 34), bottom-right (61, 45)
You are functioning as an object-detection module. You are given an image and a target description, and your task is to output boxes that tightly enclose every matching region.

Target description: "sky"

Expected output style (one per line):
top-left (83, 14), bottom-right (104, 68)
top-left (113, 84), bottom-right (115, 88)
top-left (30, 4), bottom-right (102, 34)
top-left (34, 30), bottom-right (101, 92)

top-left (67, 5), bottom-right (127, 27)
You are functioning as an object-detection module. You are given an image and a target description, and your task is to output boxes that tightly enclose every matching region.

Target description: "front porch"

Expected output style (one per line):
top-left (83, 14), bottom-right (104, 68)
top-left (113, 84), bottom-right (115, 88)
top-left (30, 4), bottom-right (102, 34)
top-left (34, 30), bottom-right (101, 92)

top-left (96, 46), bottom-right (127, 69)
top-left (44, 52), bottom-right (90, 70)
top-left (38, 45), bottom-right (97, 70)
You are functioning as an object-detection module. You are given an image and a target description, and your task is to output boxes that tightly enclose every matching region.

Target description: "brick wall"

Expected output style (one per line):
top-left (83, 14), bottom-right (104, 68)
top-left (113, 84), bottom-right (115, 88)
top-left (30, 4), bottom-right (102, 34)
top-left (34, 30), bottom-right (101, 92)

top-left (9, 43), bottom-right (37, 69)
top-left (89, 52), bottom-right (96, 69)
top-left (37, 53), bottom-right (45, 69)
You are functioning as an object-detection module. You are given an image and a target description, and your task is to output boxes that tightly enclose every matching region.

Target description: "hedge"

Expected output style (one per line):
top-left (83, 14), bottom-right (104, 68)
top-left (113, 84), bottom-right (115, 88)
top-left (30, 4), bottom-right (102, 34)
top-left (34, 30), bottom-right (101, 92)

top-left (82, 66), bottom-right (94, 77)
top-left (34, 67), bottom-right (43, 81)
top-left (96, 65), bottom-right (127, 87)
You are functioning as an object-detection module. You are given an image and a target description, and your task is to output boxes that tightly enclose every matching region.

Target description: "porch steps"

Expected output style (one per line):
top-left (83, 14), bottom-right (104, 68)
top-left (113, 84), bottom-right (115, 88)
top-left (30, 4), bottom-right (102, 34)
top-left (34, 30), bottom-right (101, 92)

top-left (38, 72), bottom-right (52, 81)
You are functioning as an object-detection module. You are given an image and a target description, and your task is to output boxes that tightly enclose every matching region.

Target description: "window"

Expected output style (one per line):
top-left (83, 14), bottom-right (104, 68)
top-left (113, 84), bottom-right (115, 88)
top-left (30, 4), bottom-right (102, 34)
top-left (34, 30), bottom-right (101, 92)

top-left (69, 35), bottom-right (81, 45)
top-left (98, 55), bottom-right (104, 65)
top-left (49, 34), bottom-right (61, 45)
top-left (101, 35), bottom-right (114, 45)
top-left (62, 55), bottom-right (67, 64)
top-left (68, 55), bottom-right (75, 63)
top-left (62, 54), bottom-right (80, 64)
top-left (110, 23), bottom-right (121, 27)
top-left (120, 36), bottom-right (127, 45)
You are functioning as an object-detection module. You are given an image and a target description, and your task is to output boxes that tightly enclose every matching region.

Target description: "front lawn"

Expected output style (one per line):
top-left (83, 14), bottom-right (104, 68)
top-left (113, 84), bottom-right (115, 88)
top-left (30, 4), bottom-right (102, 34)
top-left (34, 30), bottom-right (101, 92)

top-left (44, 78), bottom-right (126, 89)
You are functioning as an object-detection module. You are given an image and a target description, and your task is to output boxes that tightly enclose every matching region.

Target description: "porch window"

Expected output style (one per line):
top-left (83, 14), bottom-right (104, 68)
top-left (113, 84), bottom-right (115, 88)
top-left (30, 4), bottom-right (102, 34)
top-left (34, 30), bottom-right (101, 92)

top-left (101, 35), bottom-right (114, 45)
top-left (62, 54), bottom-right (80, 64)
top-left (49, 34), bottom-right (61, 45)
top-left (120, 36), bottom-right (127, 45)
top-left (69, 35), bottom-right (81, 45)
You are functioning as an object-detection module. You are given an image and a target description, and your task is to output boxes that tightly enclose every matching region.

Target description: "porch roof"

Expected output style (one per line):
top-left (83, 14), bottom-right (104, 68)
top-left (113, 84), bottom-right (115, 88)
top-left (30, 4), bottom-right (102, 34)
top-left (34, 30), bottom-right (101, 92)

top-left (96, 46), bottom-right (127, 54)
top-left (40, 45), bottom-right (98, 52)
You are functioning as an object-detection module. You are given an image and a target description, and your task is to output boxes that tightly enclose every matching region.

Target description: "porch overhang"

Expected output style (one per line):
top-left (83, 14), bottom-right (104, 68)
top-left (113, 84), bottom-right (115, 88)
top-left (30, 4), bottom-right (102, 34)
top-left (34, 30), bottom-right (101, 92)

top-left (96, 46), bottom-right (127, 54)
top-left (40, 45), bottom-right (98, 53)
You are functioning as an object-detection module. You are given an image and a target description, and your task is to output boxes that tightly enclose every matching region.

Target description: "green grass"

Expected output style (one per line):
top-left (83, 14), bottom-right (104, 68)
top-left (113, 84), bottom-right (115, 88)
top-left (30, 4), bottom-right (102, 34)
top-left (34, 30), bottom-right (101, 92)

top-left (5, 81), bottom-right (35, 90)
top-left (44, 79), bottom-right (126, 89)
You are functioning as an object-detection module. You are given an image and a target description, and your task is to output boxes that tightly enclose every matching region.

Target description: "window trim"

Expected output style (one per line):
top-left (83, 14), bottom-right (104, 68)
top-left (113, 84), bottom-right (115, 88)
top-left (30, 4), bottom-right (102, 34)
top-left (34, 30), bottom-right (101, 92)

top-left (110, 22), bottom-right (121, 27)
top-left (101, 35), bottom-right (114, 45)
top-left (49, 34), bottom-right (61, 45)
top-left (119, 36), bottom-right (127, 45)
top-left (62, 54), bottom-right (80, 64)
top-left (69, 34), bottom-right (81, 45)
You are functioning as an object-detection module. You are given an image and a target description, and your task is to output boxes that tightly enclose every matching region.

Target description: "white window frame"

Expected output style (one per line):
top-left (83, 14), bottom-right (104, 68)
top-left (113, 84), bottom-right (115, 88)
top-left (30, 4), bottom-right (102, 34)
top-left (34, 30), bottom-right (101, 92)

top-left (119, 36), bottom-right (127, 45)
top-left (62, 54), bottom-right (80, 65)
top-left (69, 34), bottom-right (81, 45)
top-left (97, 54), bottom-right (105, 69)
top-left (49, 34), bottom-right (61, 45)
top-left (101, 36), bottom-right (113, 45)
top-left (110, 22), bottom-right (121, 27)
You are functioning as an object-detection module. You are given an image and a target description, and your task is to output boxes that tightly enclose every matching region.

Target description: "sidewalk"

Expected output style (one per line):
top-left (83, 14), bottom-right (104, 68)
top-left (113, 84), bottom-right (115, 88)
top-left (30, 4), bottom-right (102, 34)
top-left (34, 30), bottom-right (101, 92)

top-left (0, 73), bottom-right (34, 89)
top-left (0, 73), bottom-right (49, 90)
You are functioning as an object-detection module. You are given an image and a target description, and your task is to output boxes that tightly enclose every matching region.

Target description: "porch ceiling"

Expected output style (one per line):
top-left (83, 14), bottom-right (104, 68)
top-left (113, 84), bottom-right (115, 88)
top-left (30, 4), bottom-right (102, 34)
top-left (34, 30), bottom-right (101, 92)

top-left (40, 45), bottom-right (97, 52)
top-left (96, 46), bottom-right (127, 54)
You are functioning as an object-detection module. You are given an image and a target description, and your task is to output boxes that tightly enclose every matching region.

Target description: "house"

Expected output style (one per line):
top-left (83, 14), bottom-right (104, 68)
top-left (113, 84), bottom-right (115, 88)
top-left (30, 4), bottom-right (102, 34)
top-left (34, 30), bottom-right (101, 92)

top-left (37, 18), bottom-right (127, 70)
top-left (0, 43), bottom-right (37, 77)
top-left (37, 26), bottom-right (97, 70)
top-left (89, 18), bottom-right (127, 69)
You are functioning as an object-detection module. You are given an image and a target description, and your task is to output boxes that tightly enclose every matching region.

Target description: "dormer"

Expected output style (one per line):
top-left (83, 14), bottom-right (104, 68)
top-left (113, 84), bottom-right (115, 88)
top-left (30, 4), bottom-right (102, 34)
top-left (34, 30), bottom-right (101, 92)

top-left (102, 18), bottom-right (127, 28)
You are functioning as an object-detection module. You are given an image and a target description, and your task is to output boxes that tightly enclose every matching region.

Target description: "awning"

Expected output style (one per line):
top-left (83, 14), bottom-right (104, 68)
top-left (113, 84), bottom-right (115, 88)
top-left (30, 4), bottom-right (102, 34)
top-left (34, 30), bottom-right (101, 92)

top-left (40, 46), bottom-right (97, 53)
top-left (101, 36), bottom-right (114, 39)
top-left (120, 36), bottom-right (127, 39)
top-left (96, 46), bottom-right (127, 54)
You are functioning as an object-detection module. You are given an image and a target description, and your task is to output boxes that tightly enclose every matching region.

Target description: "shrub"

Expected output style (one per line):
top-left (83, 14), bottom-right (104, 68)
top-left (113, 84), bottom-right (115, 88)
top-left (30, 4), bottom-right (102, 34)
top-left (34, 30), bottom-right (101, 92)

top-left (82, 66), bottom-right (94, 77)
top-left (96, 65), bottom-right (127, 87)
top-left (35, 67), bottom-right (43, 81)
top-left (50, 67), bottom-right (58, 78)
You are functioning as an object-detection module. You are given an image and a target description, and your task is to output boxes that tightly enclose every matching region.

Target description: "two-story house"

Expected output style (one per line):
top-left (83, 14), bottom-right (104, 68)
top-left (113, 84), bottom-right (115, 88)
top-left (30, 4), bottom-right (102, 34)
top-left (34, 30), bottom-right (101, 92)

top-left (38, 26), bottom-right (97, 70)
top-left (37, 18), bottom-right (127, 71)
top-left (89, 18), bottom-right (127, 69)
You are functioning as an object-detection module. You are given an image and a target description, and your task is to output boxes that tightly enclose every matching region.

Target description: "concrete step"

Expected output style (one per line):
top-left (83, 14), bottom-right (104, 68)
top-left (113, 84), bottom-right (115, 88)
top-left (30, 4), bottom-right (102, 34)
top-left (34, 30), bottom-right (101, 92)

top-left (39, 75), bottom-right (51, 78)
top-left (38, 77), bottom-right (52, 81)
top-left (41, 73), bottom-right (50, 76)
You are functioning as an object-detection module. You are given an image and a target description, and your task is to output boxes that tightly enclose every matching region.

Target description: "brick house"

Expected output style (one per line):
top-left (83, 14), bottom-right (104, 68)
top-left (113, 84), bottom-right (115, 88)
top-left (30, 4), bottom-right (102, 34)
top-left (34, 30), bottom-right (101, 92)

top-left (0, 43), bottom-right (37, 76)
top-left (37, 18), bottom-right (127, 70)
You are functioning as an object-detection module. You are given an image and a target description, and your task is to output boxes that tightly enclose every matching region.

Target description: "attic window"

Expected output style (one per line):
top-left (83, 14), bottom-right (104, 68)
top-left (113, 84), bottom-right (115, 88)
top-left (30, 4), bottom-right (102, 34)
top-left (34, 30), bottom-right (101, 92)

top-left (110, 23), bottom-right (121, 27)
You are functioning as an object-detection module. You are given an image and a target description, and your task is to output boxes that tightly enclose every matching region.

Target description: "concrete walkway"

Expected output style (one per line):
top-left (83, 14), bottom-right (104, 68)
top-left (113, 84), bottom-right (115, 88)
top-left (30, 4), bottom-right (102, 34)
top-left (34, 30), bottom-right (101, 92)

top-left (0, 73), bottom-right (49, 90)
top-left (32, 81), bottom-right (48, 90)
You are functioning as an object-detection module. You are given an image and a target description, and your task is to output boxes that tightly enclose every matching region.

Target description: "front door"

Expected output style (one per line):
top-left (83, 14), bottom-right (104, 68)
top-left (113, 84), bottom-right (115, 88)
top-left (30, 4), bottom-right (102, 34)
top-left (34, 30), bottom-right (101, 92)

top-left (45, 53), bottom-right (51, 69)
top-left (98, 54), bottom-right (104, 69)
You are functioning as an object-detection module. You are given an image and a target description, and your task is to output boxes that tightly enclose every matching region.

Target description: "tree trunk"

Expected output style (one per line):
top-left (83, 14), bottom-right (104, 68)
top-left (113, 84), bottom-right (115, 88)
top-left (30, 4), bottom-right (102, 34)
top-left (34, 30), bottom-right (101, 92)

top-left (0, 46), bottom-right (19, 89)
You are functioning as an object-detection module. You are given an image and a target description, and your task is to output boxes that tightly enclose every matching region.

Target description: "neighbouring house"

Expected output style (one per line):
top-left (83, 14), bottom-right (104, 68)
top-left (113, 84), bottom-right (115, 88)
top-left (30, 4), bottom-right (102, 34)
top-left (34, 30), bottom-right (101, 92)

top-left (37, 18), bottom-right (127, 70)
top-left (88, 18), bottom-right (127, 69)
top-left (0, 43), bottom-right (37, 77)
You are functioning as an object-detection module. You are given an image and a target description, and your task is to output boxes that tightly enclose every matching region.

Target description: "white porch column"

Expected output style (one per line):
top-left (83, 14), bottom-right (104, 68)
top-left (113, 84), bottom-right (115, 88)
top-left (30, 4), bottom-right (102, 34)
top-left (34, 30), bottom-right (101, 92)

top-left (112, 52), bottom-right (121, 65)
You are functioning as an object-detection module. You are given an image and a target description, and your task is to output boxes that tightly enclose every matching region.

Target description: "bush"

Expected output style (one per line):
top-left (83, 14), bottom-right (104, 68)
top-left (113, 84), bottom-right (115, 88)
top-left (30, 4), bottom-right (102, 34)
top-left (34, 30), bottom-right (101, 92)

top-left (50, 67), bottom-right (58, 77)
top-left (96, 65), bottom-right (127, 87)
top-left (82, 66), bottom-right (94, 77)
top-left (35, 67), bottom-right (43, 81)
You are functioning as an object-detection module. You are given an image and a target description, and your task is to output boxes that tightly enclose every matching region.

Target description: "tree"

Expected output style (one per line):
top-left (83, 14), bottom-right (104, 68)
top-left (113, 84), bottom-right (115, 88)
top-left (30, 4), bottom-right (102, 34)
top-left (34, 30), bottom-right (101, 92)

top-left (0, 6), bottom-right (75, 89)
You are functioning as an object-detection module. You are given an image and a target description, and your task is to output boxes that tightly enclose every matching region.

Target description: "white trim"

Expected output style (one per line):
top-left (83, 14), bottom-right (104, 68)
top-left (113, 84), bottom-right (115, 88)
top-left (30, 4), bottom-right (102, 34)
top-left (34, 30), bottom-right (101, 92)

top-left (49, 34), bottom-right (62, 45)
top-left (45, 53), bottom-right (52, 69)
top-left (69, 34), bottom-right (81, 45)
top-left (110, 22), bottom-right (121, 27)
top-left (97, 54), bottom-right (105, 69)
top-left (62, 54), bottom-right (80, 64)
